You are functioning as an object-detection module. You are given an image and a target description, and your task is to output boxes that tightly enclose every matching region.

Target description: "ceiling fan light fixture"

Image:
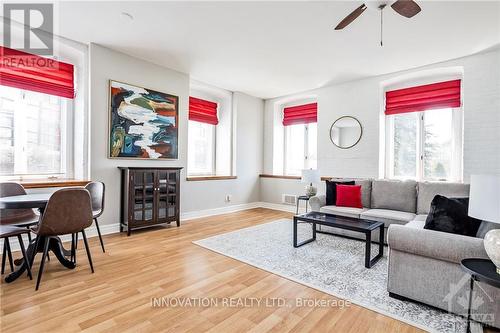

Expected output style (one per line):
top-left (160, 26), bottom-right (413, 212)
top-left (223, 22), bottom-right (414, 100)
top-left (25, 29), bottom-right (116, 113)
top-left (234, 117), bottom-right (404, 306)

top-left (365, 0), bottom-right (394, 11)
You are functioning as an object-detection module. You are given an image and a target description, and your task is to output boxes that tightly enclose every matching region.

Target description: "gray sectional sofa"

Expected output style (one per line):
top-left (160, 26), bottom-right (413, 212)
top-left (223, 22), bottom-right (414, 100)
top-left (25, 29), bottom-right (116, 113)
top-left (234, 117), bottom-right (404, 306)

top-left (309, 178), bottom-right (500, 328)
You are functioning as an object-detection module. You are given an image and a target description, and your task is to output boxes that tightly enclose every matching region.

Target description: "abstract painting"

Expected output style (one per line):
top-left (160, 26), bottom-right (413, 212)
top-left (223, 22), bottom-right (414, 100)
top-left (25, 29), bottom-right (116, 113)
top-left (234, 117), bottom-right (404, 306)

top-left (109, 80), bottom-right (178, 159)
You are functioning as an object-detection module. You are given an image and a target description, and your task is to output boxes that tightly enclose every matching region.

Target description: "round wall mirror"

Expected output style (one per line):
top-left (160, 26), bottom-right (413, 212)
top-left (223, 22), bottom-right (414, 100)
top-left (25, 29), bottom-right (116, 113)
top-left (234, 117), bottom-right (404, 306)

top-left (329, 116), bottom-right (363, 149)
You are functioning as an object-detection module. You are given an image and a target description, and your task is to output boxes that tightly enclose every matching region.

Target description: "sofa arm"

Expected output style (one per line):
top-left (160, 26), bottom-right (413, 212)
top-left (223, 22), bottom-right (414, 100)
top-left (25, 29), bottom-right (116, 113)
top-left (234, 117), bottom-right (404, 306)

top-left (309, 195), bottom-right (326, 212)
top-left (388, 224), bottom-right (488, 264)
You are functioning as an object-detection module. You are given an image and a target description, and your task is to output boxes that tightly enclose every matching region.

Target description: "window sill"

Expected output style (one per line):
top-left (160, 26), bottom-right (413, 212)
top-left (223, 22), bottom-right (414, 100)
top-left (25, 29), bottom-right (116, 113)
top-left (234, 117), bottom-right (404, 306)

top-left (10, 179), bottom-right (91, 189)
top-left (260, 174), bottom-right (331, 181)
top-left (186, 176), bottom-right (237, 181)
top-left (259, 174), bottom-right (301, 180)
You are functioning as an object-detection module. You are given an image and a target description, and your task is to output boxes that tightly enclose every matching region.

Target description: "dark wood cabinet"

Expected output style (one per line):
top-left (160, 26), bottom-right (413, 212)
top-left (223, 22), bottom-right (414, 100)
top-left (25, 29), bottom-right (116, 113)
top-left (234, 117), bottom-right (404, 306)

top-left (118, 167), bottom-right (182, 235)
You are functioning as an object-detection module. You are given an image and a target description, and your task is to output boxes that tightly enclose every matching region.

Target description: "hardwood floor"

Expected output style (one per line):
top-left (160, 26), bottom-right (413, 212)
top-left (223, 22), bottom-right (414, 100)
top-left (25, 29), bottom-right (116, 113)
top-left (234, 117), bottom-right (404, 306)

top-left (0, 208), bottom-right (424, 333)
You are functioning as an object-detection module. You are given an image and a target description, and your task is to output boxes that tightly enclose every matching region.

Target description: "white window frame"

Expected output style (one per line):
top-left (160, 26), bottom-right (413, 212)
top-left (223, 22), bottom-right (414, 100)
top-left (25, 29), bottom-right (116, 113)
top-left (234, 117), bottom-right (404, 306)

top-left (187, 120), bottom-right (217, 177)
top-left (283, 122), bottom-right (317, 176)
top-left (385, 107), bottom-right (463, 182)
top-left (0, 87), bottom-right (74, 180)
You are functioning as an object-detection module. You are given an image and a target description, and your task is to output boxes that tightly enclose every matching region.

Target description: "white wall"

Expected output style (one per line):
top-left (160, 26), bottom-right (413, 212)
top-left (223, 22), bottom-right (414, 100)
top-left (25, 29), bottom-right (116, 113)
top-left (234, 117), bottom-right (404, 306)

top-left (262, 49), bottom-right (500, 204)
top-left (89, 44), bottom-right (263, 226)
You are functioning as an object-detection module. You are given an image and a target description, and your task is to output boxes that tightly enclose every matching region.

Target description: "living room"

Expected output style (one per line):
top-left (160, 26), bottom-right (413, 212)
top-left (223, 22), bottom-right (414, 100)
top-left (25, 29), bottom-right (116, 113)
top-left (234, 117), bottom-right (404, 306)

top-left (0, 1), bottom-right (499, 332)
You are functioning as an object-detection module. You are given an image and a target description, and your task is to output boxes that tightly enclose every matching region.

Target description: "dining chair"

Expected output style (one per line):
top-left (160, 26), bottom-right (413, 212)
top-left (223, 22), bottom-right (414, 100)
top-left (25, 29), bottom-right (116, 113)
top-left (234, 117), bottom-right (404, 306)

top-left (0, 225), bottom-right (32, 280)
top-left (0, 182), bottom-right (40, 274)
top-left (30, 188), bottom-right (94, 290)
top-left (84, 182), bottom-right (106, 252)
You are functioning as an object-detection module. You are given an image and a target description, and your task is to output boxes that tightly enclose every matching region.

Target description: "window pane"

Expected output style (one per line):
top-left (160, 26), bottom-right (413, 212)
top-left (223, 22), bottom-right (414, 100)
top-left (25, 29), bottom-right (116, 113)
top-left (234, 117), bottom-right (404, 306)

top-left (423, 108), bottom-right (453, 181)
top-left (187, 120), bottom-right (215, 175)
top-left (0, 86), bottom-right (63, 176)
top-left (307, 123), bottom-right (317, 169)
top-left (392, 113), bottom-right (417, 178)
top-left (24, 91), bottom-right (62, 175)
top-left (0, 95), bottom-right (15, 175)
top-left (285, 124), bottom-right (305, 176)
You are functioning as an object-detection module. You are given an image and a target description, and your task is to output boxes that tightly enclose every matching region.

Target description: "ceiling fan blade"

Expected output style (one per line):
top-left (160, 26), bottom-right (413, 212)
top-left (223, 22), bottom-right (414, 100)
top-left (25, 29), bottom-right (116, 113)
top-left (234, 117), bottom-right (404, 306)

top-left (391, 0), bottom-right (421, 18)
top-left (334, 4), bottom-right (367, 30)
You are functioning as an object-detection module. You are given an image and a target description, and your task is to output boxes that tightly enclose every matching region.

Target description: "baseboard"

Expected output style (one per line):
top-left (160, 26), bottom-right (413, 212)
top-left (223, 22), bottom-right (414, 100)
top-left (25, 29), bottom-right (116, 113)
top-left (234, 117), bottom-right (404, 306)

top-left (2, 201), bottom-right (294, 252)
top-left (181, 202), bottom-right (262, 221)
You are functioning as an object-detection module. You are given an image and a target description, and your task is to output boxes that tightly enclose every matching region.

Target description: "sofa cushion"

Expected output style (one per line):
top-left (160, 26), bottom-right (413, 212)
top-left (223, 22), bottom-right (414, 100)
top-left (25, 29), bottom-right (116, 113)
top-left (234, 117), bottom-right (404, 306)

top-left (330, 178), bottom-right (372, 208)
top-left (355, 179), bottom-right (372, 208)
top-left (413, 214), bottom-right (428, 222)
top-left (405, 219), bottom-right (426, 229)
top-left (320, 205), bottom-right (368, 218)
top-left (360, 209), bottom-right (416, 228)
top-left (370, 180), bottom-right (417, 213)
top-left (417, 181), bottom-right (470, 214)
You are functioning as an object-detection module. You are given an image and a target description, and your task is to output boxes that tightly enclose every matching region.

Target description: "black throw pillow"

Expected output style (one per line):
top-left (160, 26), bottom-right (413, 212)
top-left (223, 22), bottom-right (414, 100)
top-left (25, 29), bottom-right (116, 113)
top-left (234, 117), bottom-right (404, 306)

top-left (424, 195), bottom-right (482, 237)
top-left (325, 180), bottom-right (355, 205)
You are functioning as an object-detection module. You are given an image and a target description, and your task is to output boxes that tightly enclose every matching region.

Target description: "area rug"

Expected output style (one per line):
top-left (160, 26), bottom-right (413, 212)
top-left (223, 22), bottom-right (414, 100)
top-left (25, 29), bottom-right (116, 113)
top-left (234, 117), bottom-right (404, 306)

top-left (193, 219), bottom-right (471, 333)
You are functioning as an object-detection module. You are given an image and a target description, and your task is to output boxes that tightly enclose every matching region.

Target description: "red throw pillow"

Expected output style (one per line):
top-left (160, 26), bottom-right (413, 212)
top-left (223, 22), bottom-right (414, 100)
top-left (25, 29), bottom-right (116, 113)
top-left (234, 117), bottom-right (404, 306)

top-left (336, 185), bottom-right (363, 208)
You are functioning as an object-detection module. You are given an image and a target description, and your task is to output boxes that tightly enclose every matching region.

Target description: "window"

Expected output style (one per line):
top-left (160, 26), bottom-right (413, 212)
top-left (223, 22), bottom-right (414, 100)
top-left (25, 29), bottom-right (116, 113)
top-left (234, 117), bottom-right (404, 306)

top-left (0, 85), bottom-right (70, 178)
top-left (386, 108), bottom-right (462, 181)
top-left (284, 122), bottom-right (317, 176)
top-left (187, 94), bottom-right (227, 177)
top-left (384, 79), bottom-right (463, 182)
top-left (187, 120), bottom-right (215, 175)
top-left (281, 102), bottom-right (318, 176)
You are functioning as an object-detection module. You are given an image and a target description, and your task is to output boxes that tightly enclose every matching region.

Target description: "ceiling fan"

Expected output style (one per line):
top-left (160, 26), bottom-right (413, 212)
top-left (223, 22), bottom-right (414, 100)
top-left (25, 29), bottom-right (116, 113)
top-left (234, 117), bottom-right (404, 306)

top-left (334, 0), bottom-right (422, 46)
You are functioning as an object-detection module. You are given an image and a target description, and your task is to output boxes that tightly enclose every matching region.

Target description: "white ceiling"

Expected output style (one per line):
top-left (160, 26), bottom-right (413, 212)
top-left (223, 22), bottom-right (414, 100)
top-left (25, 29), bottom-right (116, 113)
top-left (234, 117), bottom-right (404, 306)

top-left (58, 1), bottom-right (500, 99)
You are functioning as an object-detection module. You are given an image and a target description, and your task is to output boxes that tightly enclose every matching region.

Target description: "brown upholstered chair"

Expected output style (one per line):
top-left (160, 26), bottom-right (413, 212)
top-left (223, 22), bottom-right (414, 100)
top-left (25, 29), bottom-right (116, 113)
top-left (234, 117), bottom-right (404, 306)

top-left (0, 225), bottom-right (32, 280)
top-left (85, 182), bottom-right (105, 252)
top-left (0, 182), bottom-right (39, 274)
top-left (30, 188), bottom-right (94, 290)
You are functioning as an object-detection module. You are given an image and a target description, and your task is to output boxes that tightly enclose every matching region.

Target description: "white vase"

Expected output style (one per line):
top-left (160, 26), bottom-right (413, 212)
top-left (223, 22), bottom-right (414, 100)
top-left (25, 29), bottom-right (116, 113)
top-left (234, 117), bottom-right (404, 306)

top-left (484, 229), bottom-right (500, 274)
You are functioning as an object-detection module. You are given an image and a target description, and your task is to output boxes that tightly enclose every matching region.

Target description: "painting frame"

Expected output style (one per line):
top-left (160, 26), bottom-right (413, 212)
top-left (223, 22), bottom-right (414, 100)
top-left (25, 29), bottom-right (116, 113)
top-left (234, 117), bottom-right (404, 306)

top-left (108, 79), bottom-right (179, 160)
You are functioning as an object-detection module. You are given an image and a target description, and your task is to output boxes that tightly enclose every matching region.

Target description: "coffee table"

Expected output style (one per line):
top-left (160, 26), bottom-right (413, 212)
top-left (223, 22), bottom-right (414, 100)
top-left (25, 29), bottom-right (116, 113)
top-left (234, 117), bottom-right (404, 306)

top-left (293, 211), bottom-right (385, 268)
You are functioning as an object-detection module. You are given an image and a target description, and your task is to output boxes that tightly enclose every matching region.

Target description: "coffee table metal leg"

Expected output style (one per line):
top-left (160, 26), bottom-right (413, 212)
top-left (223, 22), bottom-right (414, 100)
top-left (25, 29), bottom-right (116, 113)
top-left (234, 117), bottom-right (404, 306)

top-left (365, 232), bottom-right (372, 268)
top-left (293, 216), bottom-right (298, 247)
top-left (293, 218), bottom-right (316, 248)
top-left (365, 226), bottom-right (384, 268)
top-left (379, 226), bottom-right (384, 257)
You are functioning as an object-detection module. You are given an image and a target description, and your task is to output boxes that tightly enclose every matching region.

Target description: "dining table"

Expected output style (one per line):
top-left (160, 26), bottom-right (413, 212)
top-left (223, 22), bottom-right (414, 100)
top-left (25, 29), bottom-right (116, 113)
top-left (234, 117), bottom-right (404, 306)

top-left (0, 193), bottom-right (75, 283)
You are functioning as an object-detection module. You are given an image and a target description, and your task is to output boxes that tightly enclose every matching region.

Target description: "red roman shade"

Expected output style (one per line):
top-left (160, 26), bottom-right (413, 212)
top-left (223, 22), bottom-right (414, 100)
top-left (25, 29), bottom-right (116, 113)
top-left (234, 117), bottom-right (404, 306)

top-left (189, 97), bottom-right (218, 125)
top-left (385, 79), bottom-right (461, 115)
top-left (0, 46), bottom-right (75, 99)
top-left (282, 102), bottom-right (317, 126)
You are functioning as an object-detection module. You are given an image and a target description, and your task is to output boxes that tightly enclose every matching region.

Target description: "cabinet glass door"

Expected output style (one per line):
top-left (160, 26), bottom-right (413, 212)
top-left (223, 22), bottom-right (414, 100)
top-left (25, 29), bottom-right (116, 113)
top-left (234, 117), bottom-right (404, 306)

top-left (131, 170), bottom-right (156, 223)
top-left (157, 170), bottom-right (177, 222)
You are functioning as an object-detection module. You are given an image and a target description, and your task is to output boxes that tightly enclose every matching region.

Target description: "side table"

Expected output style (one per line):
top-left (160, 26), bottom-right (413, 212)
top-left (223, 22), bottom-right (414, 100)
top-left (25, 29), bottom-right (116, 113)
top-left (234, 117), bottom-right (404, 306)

top-left (296, 195), bottom-right (311, 215)
top-left (460, 258), bottom-right (500, 333)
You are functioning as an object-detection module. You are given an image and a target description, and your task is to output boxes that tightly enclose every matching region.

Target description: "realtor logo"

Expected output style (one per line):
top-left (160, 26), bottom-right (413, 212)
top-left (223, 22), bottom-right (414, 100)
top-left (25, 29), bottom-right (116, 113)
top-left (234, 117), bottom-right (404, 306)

top-left (3, 3), bottom-right (54, 55)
